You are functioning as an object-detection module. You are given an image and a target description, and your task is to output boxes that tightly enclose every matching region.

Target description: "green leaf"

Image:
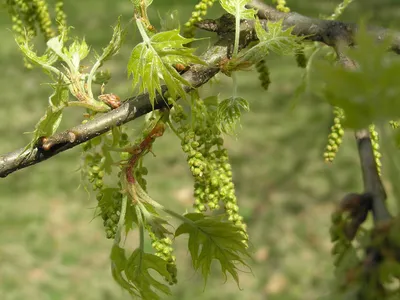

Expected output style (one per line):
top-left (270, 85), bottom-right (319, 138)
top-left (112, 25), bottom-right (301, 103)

top-left (128, 23), bottom-right (205, 108)
top-left (95, 17), bottom-right (124, 64)
top-left (239, 18), bottom-right (303, 65)
top-left (113, 247), bottom-right (172, 300)
top-left (16, 38), bottom-right (59, 75)
top-left (64, 38), bottom-right (90, 70)
top-left (25, 82), bottom-right (69, 149)
top-left (219, 0), bottom-right (256, 20)
top-left (110, 245), bottom-right (140, 297)
top-left (203, 95), bottom-right (219, 111)
top-left (175, 213), bottom-right (250, 288)
top-left (216, 97), bottom-right (250, 135)
top-left (97, 188), bottom-right (119, 215)
top-left (312, 23), bottom-right (400, 129)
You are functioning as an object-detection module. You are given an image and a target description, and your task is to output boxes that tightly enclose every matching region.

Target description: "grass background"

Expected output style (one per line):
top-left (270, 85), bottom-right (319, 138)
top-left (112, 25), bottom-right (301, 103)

top-left (1, 0), bottom-right (400, 299)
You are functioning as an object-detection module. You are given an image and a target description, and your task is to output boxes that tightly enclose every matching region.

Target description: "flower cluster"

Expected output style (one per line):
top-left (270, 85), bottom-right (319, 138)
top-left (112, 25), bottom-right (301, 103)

top-left (171, 97), bottom-right (248, 244)
top-left (273, 0), bottom-right (290, 13)
top-left (5, 0), bottom-right (66, 67)
top-left (324, 107), bottom-right (344, 162)
top-left (369, 124), bottom-right (382, 176)
top-left (97, 190), bottom-right (123, 239)
top-left (55, 0), bottom-right (67, 33)
top-left (184, 0), bottom-right (217, 38)
top-left (255, 59), bottom-right (271, 90)
top-left (148, 231), bottom-right (178, 285)
top-left (32, 0), bottom-right (54, 40)
top-left (85, 152), bottom-right (106, 190)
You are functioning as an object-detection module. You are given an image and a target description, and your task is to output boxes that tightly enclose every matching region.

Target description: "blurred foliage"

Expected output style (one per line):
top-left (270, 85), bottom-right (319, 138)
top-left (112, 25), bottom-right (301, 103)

top-left (0, 0), bottom-right (400, 299)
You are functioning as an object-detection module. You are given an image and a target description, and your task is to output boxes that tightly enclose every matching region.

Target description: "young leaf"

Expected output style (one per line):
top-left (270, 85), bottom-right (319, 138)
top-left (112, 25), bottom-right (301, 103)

top-left (219, 0), bottom-right (256, 57)
top-left (217, 96), bottom-right (250, 135)
top-left (110, 244), bottom-right (140, 297)
top-left (64, 38), bottom-right (90, 70)
top-left (128, 23), bottom-right (205, 108)
top-left (26, 82), bottom-right (69, 149)
top-left (219, 0), bottom-right (256, 20)
top-left (123, 248), bottom-right (172, 300)
top-left (238, 18), bottom-right (303, 64)
top-left (16, 38), bottom-right (60, 76)
top-left (175, 213), bottom-right (250, 287)
top-left (93, 17), bottom-right (124, 65)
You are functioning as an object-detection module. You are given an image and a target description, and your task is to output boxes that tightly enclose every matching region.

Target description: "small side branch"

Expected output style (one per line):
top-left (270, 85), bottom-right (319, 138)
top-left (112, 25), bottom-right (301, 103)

top-left (355, 129), bottom-right (391, 222)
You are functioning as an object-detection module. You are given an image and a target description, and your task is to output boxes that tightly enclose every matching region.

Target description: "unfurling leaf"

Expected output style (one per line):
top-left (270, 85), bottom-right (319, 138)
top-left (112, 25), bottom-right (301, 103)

top-left (111, 245), bottom-right (172, 300)
top-left (25, 82), bottom-right (69, 150)
top-left (238, 18), bottom-right (303, 64)
top-left (175, 213), bottom-right (250, 287)
top-left (94, 17), bottom-right (124, 65)
top-left (128, 22), bottom-right (206, 108)
top-left (16, 37), bottom-right (60, 75)
top-left (217, 97), bottom-right (250, 135)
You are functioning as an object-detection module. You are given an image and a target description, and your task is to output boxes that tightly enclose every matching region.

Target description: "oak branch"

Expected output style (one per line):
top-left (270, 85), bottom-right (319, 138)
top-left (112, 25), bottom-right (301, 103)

top-left (1, 0), bottom-right (399, 183)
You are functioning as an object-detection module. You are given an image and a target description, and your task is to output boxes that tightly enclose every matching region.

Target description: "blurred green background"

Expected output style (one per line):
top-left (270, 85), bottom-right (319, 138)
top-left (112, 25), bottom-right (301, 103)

top-left (1, 1), bottom-right (400, 299)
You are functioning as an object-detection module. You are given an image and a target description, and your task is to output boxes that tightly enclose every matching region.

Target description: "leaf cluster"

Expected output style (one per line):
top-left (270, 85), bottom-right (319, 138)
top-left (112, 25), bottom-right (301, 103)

top-left (111, 245), bottom-right (173, 300)
top-left (18, 19), bottom-right (123, 150)
top-left (128, 24), bottom-right (205, 108)
top-left (175, 213), bottom-right (250, 287)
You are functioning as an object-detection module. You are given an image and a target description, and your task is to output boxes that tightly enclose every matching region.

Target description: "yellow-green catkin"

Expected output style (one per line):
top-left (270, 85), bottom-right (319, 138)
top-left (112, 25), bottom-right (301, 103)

top-left (184, 0), bottom-right (217, 38)
top-left (14, 0), bottom-right (37, 37)
top-left (6, 0), bottom-right (64, 68)
top-left (7, 0), bottom-right (36, 68)
top-left (369, 124), bottom-right (382, 176)
top-left (171, 98), bottom-right (248, 247)
top-left (32, 0), bottom-right (54, 39)
top-left (255, 60), bottom-right (271, 90)
top-left (273, 0), bottom-right (290, 13)
top-left (324, 107), bottom-right (345, 162)
top-left (55, 0), bottom-right (67, 34)
top-left (326, 0), bottom-right (353, 20)
top-left (148, 231), bottom-right (178, 285)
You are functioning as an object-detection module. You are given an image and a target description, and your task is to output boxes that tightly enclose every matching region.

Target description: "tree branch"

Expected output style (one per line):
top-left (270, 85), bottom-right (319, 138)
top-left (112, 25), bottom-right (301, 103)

top-left (248, 0), bottom-right (400, 54)
top-left (355, 129), bottom-right (392, 222)
top-left (0, 16), bottom-right (252, 178)
top-left (2, 2), bottom-right (400, 178)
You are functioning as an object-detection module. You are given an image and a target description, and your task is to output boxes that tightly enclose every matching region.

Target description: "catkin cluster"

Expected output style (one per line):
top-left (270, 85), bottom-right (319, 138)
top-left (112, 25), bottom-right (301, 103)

top-left (255, 60), bottom-right (271, 90)
top-left (85, 152), bottom-right (106, 190)
top-left (97, 190), bottom-right (123, 239)
top-left (184, 0), bottom-right (217, 38)
top-left (171, 100), bottom-right (248, 243)
top-left (148, 231), bottom-right (178, 285)
top-left (369, 124), bottom-right (382, 176)
top-left (5, 0), bottom-right (66, 67)
top-left (81, 128), bottom-right (130, 240)
top-left (324, 107), bottom-right (344, 162)
top-left (55, 0), bottom-right (67, 34)
top-left (83, 151), bottom-right (122, 239)
top-left (273, 0), bottom-right (290, 13)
